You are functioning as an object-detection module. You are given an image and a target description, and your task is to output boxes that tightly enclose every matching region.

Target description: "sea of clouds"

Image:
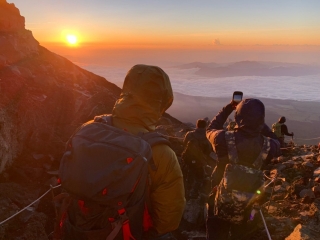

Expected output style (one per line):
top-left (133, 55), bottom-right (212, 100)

top-left (79, 64), bottom-right (320, 102)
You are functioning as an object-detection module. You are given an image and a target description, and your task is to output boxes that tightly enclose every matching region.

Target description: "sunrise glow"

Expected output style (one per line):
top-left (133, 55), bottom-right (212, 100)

top-left (66, 34), bottom-right (78, 45)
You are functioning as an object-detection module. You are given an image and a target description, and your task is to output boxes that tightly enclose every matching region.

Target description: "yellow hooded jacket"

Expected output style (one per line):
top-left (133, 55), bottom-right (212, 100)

top-left (112, 65), bottom-right (185, 236)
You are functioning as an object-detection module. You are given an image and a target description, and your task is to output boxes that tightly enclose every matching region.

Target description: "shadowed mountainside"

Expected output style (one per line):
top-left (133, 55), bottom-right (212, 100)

top-left (0, 0), bottom-right (122, 173)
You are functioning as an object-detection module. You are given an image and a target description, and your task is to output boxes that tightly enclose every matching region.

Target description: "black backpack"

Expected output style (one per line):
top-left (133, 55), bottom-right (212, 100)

top-left (182, 137), bottom-right (210, 167)
top-left (214, 131), bottom-right (271, 224)
top-left (58, 114), bottom-right (170, 240)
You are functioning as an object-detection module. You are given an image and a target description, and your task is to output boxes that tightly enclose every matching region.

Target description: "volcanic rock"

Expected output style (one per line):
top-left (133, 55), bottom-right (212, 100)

top-left (285, 224), bottom-right (318, 240)
top-left (0, 0), bottom-right (121, 174)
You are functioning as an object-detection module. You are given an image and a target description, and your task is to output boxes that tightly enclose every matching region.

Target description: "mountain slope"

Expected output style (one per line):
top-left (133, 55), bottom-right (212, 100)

top-left (0, 0), bottom-right (121, 173)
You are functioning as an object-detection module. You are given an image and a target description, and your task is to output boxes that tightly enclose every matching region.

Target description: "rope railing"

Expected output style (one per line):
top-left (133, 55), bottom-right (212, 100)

top-left (263, 173), bottom-right (275, 180)
top-left (0, 184), bottom-right (61, 226)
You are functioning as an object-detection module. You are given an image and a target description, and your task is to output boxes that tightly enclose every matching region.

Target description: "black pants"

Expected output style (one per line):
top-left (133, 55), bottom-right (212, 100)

top-left (278, 137), bottom-right (285, 148)
top-left (206, 202), bottom-right (254, 240)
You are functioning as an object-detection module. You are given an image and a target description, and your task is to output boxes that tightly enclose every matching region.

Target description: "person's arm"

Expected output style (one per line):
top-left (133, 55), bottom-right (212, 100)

top-left (261, 123), bottom-right (278, 139)
top-left (148, 145), bottom-right (185, 237)
top-left (281, 124), bottom-right (293, 136)
top-left (207, 102), bottom-right (234, 135)
top-left (183, 132), bottom-right (191, 148)
top-left (206, 103), bottom-right (234, 188)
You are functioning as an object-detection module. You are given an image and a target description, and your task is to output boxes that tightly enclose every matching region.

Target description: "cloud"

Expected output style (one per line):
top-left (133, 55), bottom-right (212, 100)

top-left (214, 38), bottom-right (221, 45)
top-left (79, 62), bottom-right (320, 102)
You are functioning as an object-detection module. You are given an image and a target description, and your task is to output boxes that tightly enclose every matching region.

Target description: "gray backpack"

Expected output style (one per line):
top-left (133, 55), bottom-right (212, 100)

top-left (214, 131), bottom-right (270, 224)
top-left (58, 114), bottom-right (170, 240)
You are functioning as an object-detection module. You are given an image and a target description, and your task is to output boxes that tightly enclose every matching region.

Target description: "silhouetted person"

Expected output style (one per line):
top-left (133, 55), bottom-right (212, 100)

top-left (272, 116), bottom-right (294, 147)
top-left (206, 98), bottom-right (280, 240)
top-left (182, 119), bottom-right (213, 199)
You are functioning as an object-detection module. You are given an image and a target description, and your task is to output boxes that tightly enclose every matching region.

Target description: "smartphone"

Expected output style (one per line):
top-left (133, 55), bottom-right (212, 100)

top-left (232, 91), bottom-right (243, 103)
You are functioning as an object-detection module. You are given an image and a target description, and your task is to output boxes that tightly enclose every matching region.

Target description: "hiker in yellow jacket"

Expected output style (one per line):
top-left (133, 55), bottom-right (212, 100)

top-left (272, 116), bottom-right (294, 147)
top-left (112, 64), bottom-right (185, 239)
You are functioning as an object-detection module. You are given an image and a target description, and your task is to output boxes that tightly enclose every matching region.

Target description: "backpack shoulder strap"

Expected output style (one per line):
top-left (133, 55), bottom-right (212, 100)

top-left (93, 114), bottom-right (113, 125)
top-left (225, 131), bottom-right (238, 164)
top-left (252, 136), bottom-right (271, 169)
top-left (139, 132), bottom-right (171, 171)
top-left (140, 132), bottom-right (171, 148)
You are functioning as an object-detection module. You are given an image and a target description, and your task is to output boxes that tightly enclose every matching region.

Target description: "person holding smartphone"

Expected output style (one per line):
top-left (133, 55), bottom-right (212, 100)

top-left (205, 92), bottom-right (281, 240)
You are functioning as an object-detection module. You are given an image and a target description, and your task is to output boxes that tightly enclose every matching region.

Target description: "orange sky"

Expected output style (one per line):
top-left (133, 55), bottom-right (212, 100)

top-left (9, 0), bottom-right (320, 49)
top-left (8, 0), bottom-right (320, 65)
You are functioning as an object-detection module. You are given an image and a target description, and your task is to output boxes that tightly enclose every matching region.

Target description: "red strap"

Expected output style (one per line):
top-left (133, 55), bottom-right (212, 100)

top-left (143, 203), bottom-right (153, 232)
top-left (77, 200), bottom-right (89, 215)
top-left (116, 208), bottom-right (136, 240)
top-left (122, 220), bottom-right (136, 240)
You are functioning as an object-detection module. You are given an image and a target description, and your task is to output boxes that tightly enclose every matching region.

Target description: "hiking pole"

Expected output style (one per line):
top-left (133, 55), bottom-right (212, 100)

top-left (259, 209), bottom-right (272, 240)
top-left (266, 174), bottom-right (277, 213)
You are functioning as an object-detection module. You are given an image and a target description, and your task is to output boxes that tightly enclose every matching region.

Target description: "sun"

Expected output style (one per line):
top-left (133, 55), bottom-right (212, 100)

top-left (66, 34), bottom-right (78, 45)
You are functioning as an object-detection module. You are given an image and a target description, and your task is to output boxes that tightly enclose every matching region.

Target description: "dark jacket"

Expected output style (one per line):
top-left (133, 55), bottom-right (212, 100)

top-left (281, 124), bottom-right (293, 137)
top-left (206, 99), bottom-right (281, 187)
top-left (183, 128), bottom-right (212, 155)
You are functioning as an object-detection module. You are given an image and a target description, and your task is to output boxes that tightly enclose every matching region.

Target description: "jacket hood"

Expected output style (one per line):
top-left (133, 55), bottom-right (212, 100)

top-left (234, 98), bottom-right (265, 136)
top-left (112, 64), bottom-right (173, 130)
top-left (278, 116), bottom-right (286, 123)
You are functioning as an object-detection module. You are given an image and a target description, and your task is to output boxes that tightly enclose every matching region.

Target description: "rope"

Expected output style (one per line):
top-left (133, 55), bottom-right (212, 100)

top-left (263, 173), bottom-right (275, 180)
top-left (0, 184), bottom-right (61, 226)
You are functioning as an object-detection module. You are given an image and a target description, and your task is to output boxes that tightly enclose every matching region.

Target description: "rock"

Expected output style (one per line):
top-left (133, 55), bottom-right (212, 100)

top-left (270, 169), bottom-right (279, 178)
top-left (0, 0), bottom-right (121, 173)
top-left (285, 224), bottom-right (318, 240)
top-left (268, 206), bottom-right (278, 214)
top-left (276, 163), bottom-right (287, 171)
top-left (304, 154), bottom-right (315, 160)
top-left (299, 189), bottom-right (315, 199)
top-left (283, 160), bottom-right (295, 168)
top-left (0, 54), bottom-right (6, 67)
top-left (302, 161), bottom-right (314, 168)
top-left (293, 156), bottom-right (303, 161)
top-left (274, 185), bottom-right (285, 193)
top-left (0, 0), bottom-right (25, 31)
top-left (312, 186), bottom-right (320, 196)
top-left (309, 199), bottom-right (320, 219)
top-left (313, 167), bottom-right (320, 177)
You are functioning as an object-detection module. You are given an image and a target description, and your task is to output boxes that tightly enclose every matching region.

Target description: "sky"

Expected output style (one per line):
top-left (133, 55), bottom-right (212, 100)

top-left (7, 0), bottom-right (320, 65)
